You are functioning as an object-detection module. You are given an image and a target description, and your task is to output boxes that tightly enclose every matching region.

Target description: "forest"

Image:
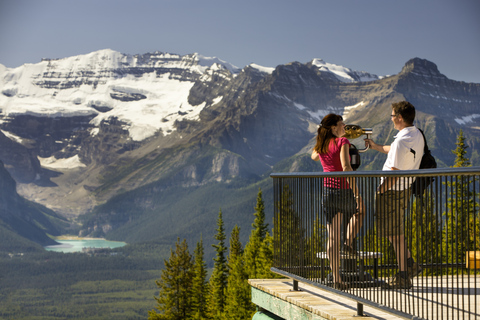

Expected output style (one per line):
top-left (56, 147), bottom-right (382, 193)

top-left (0, 189), bottom-right (273, 320)
top-left (1, 131), bottom-right (479, 320)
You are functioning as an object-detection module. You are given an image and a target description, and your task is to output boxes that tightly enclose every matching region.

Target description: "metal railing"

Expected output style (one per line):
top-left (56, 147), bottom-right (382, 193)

top-left (271, 167), bottom-right (480, 320)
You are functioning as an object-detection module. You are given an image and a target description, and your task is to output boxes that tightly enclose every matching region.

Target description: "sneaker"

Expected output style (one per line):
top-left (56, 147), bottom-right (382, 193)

top-left (383, 273), bottom-right (412, 289)
top-left (408, 261), bottom-right (423, 278)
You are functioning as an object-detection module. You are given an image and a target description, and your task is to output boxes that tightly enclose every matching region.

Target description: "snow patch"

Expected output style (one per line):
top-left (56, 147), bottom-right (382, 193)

top-left (249, 63), bottom-right (274, 74)
top-left (1, 130), bottom-right (25, 144)
top-left (293, 102), bottom-right (306, 110)
top-left (454, 114), bottom-right (480, 125)
top-left (212, 96), bottom-right (223, 106)
top-left (345, 101), bottom-right (365, 111)
top-left (90, 128), bottom-right (100, 137)
top-left (311, 59), bottom-right (355, 82)
top-left (343, 101), bottom-right (365, 118)
top-left (311, 59), bottom-right (378, 82)
top-left (194, 53), bottom-right (240, 74)
top-left (39, 155), bottom-right (86, 169)
top-left (307, 109), bottom-right (331, 122)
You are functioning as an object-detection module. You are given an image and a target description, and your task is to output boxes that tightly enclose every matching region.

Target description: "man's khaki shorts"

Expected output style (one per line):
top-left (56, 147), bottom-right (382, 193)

top-left (375, 189), bottom-right (410, 237)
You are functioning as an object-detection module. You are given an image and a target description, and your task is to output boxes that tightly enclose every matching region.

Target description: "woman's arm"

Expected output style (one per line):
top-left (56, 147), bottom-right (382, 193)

top-left (311, 149), bottom-right (320, 161)
top-left (340, 144), bottom-right (353, 172)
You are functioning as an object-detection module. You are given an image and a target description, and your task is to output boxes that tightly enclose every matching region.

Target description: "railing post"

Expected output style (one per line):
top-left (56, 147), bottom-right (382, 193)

top-left (356, 302), bottom-right (364, 316)
top-left (293, 279), bottom-right (299, 291)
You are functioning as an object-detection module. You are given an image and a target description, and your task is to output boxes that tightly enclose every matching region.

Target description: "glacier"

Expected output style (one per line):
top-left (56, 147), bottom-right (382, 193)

top-left (0, 49), bottom-right (238, 141)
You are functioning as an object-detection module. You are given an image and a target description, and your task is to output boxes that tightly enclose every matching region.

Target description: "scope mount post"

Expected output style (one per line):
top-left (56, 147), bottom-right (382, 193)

top-left (359, 131), bottom-right (371, 153)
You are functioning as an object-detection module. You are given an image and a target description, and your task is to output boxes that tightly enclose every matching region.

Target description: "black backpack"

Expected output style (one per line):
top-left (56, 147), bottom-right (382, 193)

top-left (411, 128), bottom-right (437, 197)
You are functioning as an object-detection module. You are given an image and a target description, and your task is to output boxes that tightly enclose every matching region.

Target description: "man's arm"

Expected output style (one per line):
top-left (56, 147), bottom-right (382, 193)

top-left (365, 138), bottom-right (390, 154)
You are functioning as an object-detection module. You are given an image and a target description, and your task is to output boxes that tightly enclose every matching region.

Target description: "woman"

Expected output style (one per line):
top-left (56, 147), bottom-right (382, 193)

top-left (311, 113), bottom-right (364, 290)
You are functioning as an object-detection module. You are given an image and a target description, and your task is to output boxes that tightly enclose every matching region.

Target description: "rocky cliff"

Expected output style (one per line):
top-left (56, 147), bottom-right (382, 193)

top-left (0, 160), bottom-right (66, 246)
top-left (1, 50), bottom-right (479, 244)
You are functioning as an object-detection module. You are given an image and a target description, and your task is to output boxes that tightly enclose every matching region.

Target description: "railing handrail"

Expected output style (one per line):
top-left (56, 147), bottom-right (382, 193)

top-left (270, 166), bottom-right (480, 178)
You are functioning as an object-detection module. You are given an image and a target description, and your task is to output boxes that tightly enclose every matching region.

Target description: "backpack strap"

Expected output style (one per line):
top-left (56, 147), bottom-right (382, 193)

top-left (418, 128), bottom-right (429, 154)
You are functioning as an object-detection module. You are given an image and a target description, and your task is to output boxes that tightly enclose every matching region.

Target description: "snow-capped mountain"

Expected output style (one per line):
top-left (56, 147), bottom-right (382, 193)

top-left (0, 49), bottom-right (385, 181)
top-left (0, 50), bottom-right (380, 143)
top-left (1, 49), bottom-right (479, 244)
top-left (0, 49), bottom-right (240, 142)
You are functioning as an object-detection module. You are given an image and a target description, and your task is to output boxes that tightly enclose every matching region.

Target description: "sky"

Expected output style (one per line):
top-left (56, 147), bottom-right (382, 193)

top-left (0, 0), bottom-right (479, 83)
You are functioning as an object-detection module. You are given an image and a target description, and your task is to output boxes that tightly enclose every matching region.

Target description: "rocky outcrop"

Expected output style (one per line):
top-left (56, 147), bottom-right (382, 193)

top-left (1, 50), bottom-right (479, 227)
top-left (0, 161), bottom-right (65, 245)
top-left (110, 91), bottom-right (147, 102)
top-left (396, 58), bottom-right (480, 116)
top-left (0, 130), bottom-right (42, 183)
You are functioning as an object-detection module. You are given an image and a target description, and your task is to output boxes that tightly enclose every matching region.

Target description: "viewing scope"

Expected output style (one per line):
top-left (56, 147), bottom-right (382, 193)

top-left (343, 125), bottom-right (373, 153)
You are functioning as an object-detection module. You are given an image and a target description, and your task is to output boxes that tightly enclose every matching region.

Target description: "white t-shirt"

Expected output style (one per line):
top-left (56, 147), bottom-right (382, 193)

top-left (382, 126), bottom-right (425, 190)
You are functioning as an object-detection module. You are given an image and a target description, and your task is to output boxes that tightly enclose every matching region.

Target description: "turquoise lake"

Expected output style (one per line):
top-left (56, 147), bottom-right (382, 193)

top-left (45, 239), bottom-right (126, 253)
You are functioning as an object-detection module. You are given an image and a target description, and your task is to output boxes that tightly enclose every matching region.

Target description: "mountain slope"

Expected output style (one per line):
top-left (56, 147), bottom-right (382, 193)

top-left (79, 58), bottom-right (480, 243)
top-left (0, 49), bottom-right (244, 215)
top-left (1, 50), bottom-right (479, 249)
top-left (0, 160), bottom-right (67, 247)
top-left (341, 58), bottom-right (480, 169)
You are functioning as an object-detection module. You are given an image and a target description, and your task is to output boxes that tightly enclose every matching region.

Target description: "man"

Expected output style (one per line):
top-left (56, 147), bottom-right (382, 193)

top-left (365, 101), bottom-right (424, 289)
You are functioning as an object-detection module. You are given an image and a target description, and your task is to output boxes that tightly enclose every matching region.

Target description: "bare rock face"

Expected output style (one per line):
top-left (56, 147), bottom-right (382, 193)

top-left (0, 160), bottom-right (64, 246)
top-left (1, 50), bottom-right (479, 240)
top-left (396, 58), bottom-right (480, 116)
top-left (0, 129), bottom-right (41, 183)
top-left (110, 90), bottom-right (147, 102)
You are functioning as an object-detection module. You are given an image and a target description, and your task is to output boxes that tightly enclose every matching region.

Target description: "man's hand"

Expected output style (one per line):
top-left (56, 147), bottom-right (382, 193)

top-left (364, 138), bottom-right (378, 151)
top-left (365, 138), bottom-right (390, 154)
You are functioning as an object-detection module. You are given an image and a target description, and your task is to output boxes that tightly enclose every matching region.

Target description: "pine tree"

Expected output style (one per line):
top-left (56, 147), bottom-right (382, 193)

top-left (442, 130), bottom-right (479, 270)
top-left (244, 188), bottom-right (269, 279)
top-left (224, 225), bottom-right (254, 319)
top-left (304, 217), bottom-right (328, 276)
top-left (190, 237), bottom-right (209, 320)
top-left (149, 238), bottom-right (194, 320)
top-left (253, 188), bottom-right (268, 240)
top-left (207, 209), bottom-right (228, 320)
top-left (452, 130), bottom-right (471, 168)
top-left (410, 192), bottom-right (443, 275)
top-left (257, 231), bottom-right (278, 279)
top-left (273, 185), bottom-right (305, 268)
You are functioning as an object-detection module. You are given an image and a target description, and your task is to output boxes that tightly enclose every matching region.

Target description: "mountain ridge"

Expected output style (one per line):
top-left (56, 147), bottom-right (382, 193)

top-left (1, 50), bottom-right (479, 248)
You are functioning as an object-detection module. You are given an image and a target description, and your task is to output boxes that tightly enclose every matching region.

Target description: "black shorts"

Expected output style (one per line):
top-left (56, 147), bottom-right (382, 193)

top-left (322, 187), bottom-right (356, 224)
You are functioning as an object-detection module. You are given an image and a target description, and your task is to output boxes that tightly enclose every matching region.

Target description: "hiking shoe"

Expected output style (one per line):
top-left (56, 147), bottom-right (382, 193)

top-left (408, 261), bottom-right (423, 278)
top-left (383, 274), bottom-right (412, 290)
